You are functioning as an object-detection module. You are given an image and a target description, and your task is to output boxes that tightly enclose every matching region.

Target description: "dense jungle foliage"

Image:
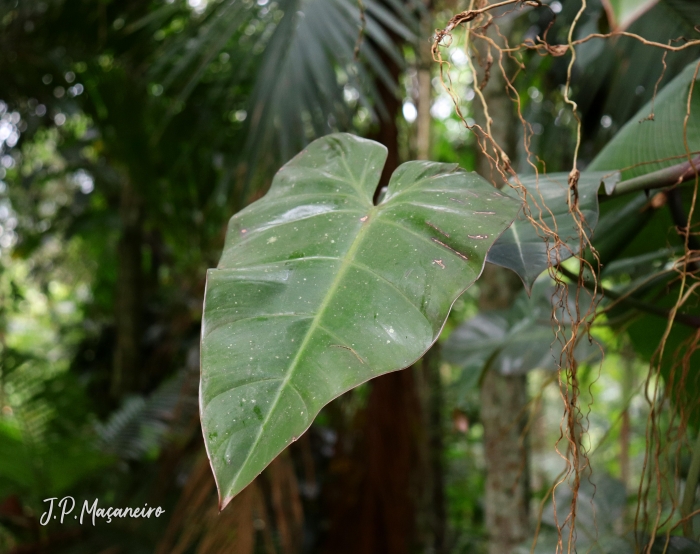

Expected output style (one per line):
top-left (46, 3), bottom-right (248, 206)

top-left (0, 1), bottom-right (699, 553)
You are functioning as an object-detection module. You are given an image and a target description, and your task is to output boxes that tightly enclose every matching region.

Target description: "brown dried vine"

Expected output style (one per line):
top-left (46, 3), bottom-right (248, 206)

top-left (430, 2), bottom-right (700, 553)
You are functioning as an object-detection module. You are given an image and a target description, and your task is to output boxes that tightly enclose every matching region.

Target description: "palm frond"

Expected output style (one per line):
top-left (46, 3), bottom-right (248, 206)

top-left (151, 0), bottom-right (420, 181)
top-left (96, 369), bottom-right (196, 461)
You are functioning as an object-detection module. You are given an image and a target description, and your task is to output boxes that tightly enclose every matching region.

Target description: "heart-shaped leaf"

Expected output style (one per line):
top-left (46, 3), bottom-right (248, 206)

top-left (200, 133), bottom-right (520, 507)
top-left (486, 171), bottom-right (619, 291)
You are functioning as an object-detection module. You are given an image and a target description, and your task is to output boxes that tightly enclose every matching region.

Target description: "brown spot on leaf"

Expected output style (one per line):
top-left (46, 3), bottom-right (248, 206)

top-left (426, 220), bottom-right (450, 237)
top-left (331, 344), bottom-right (366, 364)
top-left (431, 237), bottom-right (469, 261)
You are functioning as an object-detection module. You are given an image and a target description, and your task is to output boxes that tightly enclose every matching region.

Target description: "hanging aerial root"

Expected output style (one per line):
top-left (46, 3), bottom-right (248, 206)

top-left (430, 2), bottom-right (700, 553)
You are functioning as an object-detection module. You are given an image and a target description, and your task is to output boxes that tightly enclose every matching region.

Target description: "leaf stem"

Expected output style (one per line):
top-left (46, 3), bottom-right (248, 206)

top-left (610, 155), bottom-right (700, 196)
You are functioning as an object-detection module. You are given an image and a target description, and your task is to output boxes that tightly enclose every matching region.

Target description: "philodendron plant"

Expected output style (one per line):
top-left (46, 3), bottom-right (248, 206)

top-left (200, 133), bottom-right (520, 508)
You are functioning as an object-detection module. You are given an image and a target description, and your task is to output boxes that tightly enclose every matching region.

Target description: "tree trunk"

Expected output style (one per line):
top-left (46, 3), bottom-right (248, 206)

top-left (478, 267), bottom-right (529, 554)
top-left (620, 344), bottom-right (634, 494)
top-left (322, 4), bottom-right (443, 548)
top-left (481, 374), bottom-right (529, 547)
top-left (111, 179), bottom-right (143, 397)
top-left (415, 5), bottom-right (447, 552)
top-left (323, 367), bottom-right (426, 554)
top-left (416, 343), bottom-right (447, 553)
top-left (415, 0), bottom-right (433, 163)
top-left (472, 12), bottom-right (530, 554)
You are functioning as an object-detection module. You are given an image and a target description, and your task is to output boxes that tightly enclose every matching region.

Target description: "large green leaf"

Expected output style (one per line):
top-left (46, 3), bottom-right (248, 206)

top-left (486, 172), bottom-right (619, 291)
top-left (590, 58), bottom-right (700, 180)
top-left (200, 133), bottom-right (520, 507)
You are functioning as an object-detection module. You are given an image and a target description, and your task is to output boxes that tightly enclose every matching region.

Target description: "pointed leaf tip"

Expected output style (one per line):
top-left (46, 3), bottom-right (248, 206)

top-left (486, 171), bottom-right (611, 290)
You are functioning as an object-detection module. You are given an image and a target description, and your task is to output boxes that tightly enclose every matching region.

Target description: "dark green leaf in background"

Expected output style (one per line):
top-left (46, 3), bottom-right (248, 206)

top-left (200, 133), bottom-right (520, 506)
top-left (651, 537), bottom-right (700, 554)
top-left (486, 172), bottom-right (619, 291)
top-left (516, 473), bottom-right (693, 554)
top-left (590, 58), bottom-right (700, 180)
top-left (444, 283), bottom-right (601, 379)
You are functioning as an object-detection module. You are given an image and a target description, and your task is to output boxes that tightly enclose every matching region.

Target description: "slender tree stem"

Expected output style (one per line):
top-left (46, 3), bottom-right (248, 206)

top-left (556, 265), bottom-right (700, 329)
top-left (682, 429), bottom-right (700, 538)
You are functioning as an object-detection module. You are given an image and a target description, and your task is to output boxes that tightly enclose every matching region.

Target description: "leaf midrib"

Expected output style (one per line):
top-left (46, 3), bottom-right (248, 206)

top-left (206, 257), bottom-right (431, 341)
top-left (228, 205), bottom-right (377, 494)
top-left (510, 221), bottom-right (528, 279)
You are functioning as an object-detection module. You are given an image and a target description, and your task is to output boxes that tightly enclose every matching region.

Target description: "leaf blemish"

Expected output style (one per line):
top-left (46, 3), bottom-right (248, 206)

top-left (431, 238), bottom-right (469, 261)
top-left (468, 234), bottom-right (489, 239)
top-left (433, 259), bottom-right (446, 269)
top-left (426, 220), bottom-right (450, 237)
top-left (474, 211), bottom-right (496, 215)
top-left (331, 344), bottom-right (365, 364)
